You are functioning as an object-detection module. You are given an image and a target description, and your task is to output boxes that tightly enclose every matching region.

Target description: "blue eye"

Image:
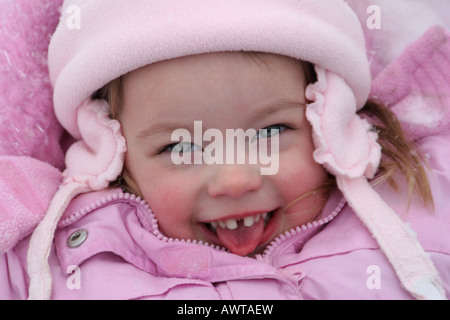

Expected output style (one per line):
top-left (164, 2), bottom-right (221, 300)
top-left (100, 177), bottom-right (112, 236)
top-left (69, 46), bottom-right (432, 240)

top-left (256, 124), bottom-right (287, 139)
top-left (161, 142), bottom-right (202, 155)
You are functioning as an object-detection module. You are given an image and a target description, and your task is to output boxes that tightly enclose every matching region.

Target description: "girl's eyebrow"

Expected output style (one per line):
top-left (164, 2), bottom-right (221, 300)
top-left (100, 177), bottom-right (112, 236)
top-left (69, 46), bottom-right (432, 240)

top-left (257, 99), bottom-right (307, 117)
top-left (136, 99), bottom-right (307, 141)
top-left (250, 99), bottom-right (307, 123)
top-left (137, 122), bottom-right (193, 142)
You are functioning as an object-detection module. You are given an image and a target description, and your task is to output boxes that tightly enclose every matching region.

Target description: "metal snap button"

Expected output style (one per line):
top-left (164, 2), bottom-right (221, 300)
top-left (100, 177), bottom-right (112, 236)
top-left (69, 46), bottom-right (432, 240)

top-left (67, 229), bottom-right (88, 248)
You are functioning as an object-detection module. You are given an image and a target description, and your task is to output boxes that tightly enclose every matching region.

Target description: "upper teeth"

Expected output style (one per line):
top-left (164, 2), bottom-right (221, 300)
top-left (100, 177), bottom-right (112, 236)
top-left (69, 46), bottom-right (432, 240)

top-left (209, 212), bottom-right (268, 231)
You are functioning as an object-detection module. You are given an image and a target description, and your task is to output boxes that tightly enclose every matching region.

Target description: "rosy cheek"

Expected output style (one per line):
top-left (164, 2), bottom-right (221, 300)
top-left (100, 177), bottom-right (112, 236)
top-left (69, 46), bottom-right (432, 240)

top-left (277, 155), bottom-right (311, 189)
top-left (145, 181), bottom-right (197, 239)
top-left (275, 148), bottom-right (328, 208)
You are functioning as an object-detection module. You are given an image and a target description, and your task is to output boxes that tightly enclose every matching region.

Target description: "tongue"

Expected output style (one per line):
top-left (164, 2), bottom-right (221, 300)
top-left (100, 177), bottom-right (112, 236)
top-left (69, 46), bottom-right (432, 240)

top-left (216, 218), bottom-right (265, 256)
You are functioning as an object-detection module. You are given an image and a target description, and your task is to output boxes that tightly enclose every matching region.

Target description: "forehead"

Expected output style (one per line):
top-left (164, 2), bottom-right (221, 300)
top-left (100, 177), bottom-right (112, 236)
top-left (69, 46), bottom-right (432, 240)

top-left (120, 52), bottom-right (307, 125)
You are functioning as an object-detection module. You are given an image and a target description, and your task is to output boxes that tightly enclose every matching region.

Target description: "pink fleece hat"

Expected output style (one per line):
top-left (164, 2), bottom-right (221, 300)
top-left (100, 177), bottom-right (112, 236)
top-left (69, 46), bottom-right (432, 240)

top-left (27, 0), bottom-right (444, 299)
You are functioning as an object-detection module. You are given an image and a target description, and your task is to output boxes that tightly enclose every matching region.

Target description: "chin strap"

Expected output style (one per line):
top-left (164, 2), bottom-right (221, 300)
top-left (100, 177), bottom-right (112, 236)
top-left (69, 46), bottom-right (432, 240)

top-left (27, 182), bottom-right (89, 300)
top-left (337, 176), bottom-right (446, 300)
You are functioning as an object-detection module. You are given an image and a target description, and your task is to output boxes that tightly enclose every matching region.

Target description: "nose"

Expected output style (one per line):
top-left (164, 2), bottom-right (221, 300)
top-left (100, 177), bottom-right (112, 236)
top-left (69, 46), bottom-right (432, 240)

top-left (207, 164), bottom-right (263, 198)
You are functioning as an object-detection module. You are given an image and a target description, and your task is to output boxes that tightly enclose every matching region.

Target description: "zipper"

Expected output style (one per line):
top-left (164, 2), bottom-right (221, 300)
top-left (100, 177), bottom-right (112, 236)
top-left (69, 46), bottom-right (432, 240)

top-left (58, 190), bottom-right (346, 260)
top-left (58, 191), bottom-right (229, 252)
top-left (260, 197), bottom-right (347, 260)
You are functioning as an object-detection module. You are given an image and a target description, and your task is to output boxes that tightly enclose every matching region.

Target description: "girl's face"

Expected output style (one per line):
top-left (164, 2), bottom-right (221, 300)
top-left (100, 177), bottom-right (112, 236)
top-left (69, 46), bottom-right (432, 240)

top-left (119, 52), bottom-right (328, 256)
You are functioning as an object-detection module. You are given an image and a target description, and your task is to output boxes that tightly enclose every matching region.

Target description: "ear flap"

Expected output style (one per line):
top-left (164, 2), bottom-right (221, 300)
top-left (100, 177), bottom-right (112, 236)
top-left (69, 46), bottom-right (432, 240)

top-left (305, 66), bottom-right (381, 179)
top-left (63, 99), bottom-right (127, 190)
top-left (27, 99), bottom-right (126, 299)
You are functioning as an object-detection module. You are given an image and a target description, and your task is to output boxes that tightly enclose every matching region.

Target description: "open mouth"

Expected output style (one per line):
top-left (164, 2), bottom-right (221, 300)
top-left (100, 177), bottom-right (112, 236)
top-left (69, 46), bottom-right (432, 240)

top-left (201, 209), bottom-right (278, 256)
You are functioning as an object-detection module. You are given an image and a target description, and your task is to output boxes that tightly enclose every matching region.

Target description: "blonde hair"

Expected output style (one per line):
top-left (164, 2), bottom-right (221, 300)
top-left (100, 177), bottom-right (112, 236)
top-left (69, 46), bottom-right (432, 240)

top-left (94, 56), bottom-right (434, 209)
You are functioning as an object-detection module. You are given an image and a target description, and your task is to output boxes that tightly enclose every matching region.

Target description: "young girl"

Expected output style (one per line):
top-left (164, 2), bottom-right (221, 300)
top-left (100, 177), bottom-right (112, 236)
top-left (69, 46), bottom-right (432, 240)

top-left (2, 0), bottom-right (449, 300)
